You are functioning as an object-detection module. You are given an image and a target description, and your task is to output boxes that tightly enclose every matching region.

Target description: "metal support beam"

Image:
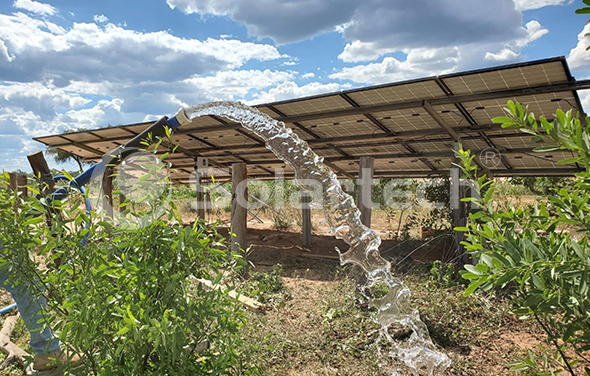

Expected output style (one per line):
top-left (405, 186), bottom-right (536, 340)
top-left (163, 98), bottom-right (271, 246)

top-left (174, 147), bottom-right (557, 167)
top-left (357, 157), bottom-right (374, 227)
top-left (102, 167), bottom-right (114, 218)
top-left (423, 101), bottom-right (460, 141)
top-left (302, 191), bottom-right (312, 247)
top-left (195, 162), bottom-right (205, 220)
top-left (231, 163), bottom-right (247, 253)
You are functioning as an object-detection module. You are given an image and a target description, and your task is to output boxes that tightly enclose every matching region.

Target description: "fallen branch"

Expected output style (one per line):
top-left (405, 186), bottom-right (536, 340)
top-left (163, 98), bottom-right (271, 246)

top-left (191, 277), bottom-right (265, 313)
top-left (0, 313), bottom-right (35, 375)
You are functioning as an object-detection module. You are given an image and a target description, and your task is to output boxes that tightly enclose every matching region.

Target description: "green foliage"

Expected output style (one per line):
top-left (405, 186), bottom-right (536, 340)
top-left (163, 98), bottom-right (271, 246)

top-left (429, 260), bottom-right (462, 288)
top-left (457, 101), bottom-right (590, 374)
top-left (510, 176), bottom-right (574, 196)
top-left (403, 177), bottom-right (453, 238)
top-left (245, 264), bottom-right (289, 305)
top-left (0, 136), bottom-right (255, 374)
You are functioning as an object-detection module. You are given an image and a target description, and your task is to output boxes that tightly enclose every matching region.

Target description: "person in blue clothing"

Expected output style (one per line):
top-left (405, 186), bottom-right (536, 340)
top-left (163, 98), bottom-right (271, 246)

top-left (0, 269), bottom-right (80, 371)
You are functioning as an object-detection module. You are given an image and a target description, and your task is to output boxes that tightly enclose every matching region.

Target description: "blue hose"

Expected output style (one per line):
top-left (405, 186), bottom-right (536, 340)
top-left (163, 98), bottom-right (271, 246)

top-left (0, 303), bottom-right (17, 316)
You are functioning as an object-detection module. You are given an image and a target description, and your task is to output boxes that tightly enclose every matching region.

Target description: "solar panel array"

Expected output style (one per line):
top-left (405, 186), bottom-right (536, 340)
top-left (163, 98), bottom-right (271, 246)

top-left (35, 57), bottom-right (590, 183)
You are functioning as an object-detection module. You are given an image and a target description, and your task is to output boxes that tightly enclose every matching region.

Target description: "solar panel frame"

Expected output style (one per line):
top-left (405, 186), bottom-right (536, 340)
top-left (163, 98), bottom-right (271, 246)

top-left (33, 57), bottom-right (588, 180)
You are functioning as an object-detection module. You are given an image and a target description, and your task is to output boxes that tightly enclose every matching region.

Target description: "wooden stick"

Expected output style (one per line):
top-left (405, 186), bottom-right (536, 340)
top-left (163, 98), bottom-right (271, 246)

top-left (0, 313), bottom-right (35, 374)
top-left (192, 277), bottom-right (265, 313)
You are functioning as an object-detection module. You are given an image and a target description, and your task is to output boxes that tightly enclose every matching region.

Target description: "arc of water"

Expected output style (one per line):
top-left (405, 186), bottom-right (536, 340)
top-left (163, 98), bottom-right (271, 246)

top-left (181, 101), bottom-right (451, 375)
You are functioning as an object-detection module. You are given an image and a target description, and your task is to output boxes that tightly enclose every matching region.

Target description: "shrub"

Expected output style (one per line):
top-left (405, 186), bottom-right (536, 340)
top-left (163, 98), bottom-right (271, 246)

top-left (457, 102), bottom-right (590, 375)
top-left (0, 139), bottom-right (255, 375)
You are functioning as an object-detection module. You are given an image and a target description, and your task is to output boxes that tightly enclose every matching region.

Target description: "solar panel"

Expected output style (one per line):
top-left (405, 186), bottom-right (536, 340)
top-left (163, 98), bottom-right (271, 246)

top-left (274, 94), bottom-right (351, 116)
top-left (347, 81), bottom-right (445, 106)
top-left (34, 57), bottom-right (589, 180)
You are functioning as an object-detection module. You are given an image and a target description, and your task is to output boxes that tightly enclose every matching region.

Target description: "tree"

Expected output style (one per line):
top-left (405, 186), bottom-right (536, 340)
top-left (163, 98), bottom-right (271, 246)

top-left (45, 147), bottom-right (85, 172)
top-left (45, 129), bottom-right (89, 172)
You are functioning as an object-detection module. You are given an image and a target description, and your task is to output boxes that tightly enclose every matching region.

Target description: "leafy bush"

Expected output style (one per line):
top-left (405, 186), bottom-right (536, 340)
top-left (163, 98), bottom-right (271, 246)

top-left (457, 102), bottom-right (590, 375)
top-left (0, 138), bottom-right (256, 374)
top-left (402, 177), bottom-right (453, 238)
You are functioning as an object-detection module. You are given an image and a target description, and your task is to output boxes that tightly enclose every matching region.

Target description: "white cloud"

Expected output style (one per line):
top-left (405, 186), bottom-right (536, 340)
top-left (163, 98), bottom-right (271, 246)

top-left (514, 0), bottom-right (570, 11)
top-left (338, 41), bottom-right (395, 63)
top-left (333, 19), bottom-right (549, 84)
top-left (330, 47), bottom-right (462, 85)
top-left (168, 0), bottom-right (525, 48)
top-left (485, 48), bottom-right (520, 62)
top-left (249, 81), bottom-right (351, 104)
top-left (515, 20), bottom-right (549, 47)
top-left (579, 90), bottom-right (590, 113)
top-left (0, 81), bottom-right (91, 119)
top-left (485, 20), bottom-right (547, 61)
top-left (0, 10), bottom-right (291, 171)
top-left (0, 12), bottom-right (284, 84)
top-left (13, 0), bottom-right (57, 16)
top-left (93, 14), bottom-right (108, 23)
top-left (567, 23), bottom-right (590, 71)
top-left (301, 72), bottom-right (315, 79)
top-left (181, 69), bottom-right (294, 101)
top-left (167, 0), bottom-right (357, 44)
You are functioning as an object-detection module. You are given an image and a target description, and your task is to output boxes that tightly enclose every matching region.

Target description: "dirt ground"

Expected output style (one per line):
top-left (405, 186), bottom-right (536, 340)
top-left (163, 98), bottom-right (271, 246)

top-left (235, 228), bottom-right (586, 376)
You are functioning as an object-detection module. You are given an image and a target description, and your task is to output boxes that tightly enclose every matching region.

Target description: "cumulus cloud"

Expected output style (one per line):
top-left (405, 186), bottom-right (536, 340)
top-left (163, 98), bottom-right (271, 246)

top-left (93, 14), bottom-right (108, 23)
top-left (514, 0), bottom-right (571, 11)
top-left (329, 50), bottom-right (455, 85)
top-left (167, 0), bottom-right (358, 44)
top-left (0, 12), bottom-right (283, 85)
top-left (249, 81), bottom-right (351, 104)
top-left (333, 19), bottom-right (549, 85)
top-left (13, 0), bottom-right (57, 16)
top-left (0, 81), bottom-right (91, 120)
top-left (182, 69), bottom-right (294, 101)
top-left (338, 41), bottom-right (397, 63)
top-left (567, 23), bottom-right (590, 71)
top-left (485, 48), bottom-right (520, 62)
top-left (485, 20), bottom-right (548, 61)
top-left (168, 0), bottom-right (525, 48)
top-left (0, 9), bottom-right (293, 171)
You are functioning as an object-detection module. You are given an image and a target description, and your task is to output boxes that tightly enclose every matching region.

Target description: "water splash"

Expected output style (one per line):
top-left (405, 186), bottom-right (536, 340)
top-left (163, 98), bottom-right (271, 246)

top-left (183, 101), bottom-right (451, 375)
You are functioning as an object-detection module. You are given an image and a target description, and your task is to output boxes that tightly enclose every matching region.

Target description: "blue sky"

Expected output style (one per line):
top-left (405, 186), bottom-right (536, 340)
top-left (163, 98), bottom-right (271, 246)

top-left (0, 0), bottom-right (589, 171)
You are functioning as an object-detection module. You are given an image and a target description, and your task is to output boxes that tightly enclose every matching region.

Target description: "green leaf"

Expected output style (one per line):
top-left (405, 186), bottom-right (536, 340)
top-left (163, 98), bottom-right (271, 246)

top-left (575, 7), bottom-right (590, 13)
top-left (533, 146), bottom-right (560, 152)
top-left (508, 363), bottom-right (530, 371)
top-left (464, 276), bottom-right (488, 296)
top-left (464, 264), bottom-right (482, 275)
top-left (116, 326), bottom-right (130, 336)
top-left (23, 216), bottom-right (44, 226)
top-left (461, 272), bottom-right (480, 280)
top-left (491, 257), bottom-right (504, 270)
top-left (492, 116), bottom-right (515, 124)
top-left (496, 270), bottom-right (519, 287)
top-left (557, 157), bottom-right (580, 165)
